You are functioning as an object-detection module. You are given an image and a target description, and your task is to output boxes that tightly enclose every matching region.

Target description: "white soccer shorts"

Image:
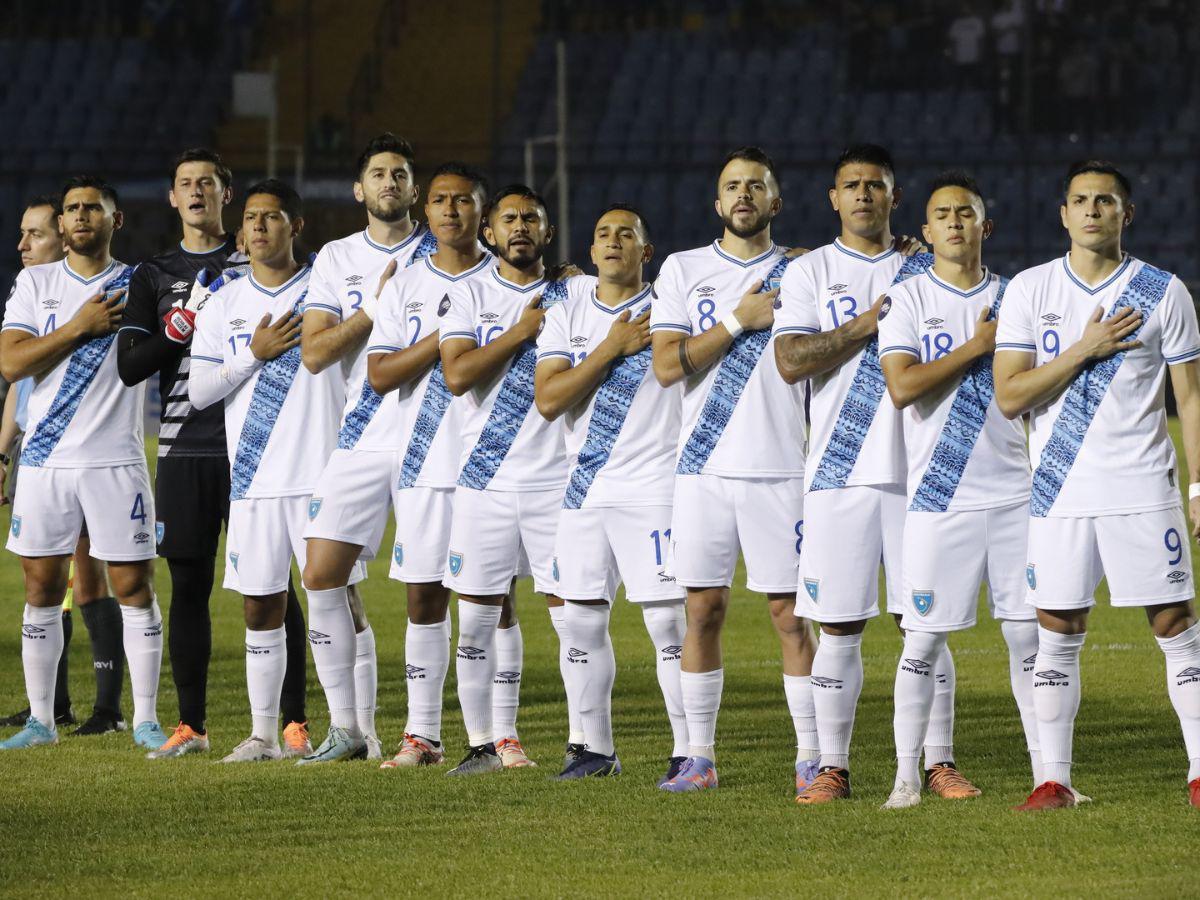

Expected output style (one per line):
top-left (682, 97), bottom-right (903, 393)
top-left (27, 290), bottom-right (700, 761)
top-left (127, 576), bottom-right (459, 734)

top-left (226, 495), bottom-right (367, 595)
top-left (442, 486), bottom-right (562, 596)
top-left (669, 474), bottom-right (804, 594)
top-left (389, 486), bottom-right (455, 584)
top-left (1026, 506), bottom-right (1195, 610)
top-left (302, 448), bottom-right (396, 560)
top-left (7, 464), bottom-right (155, 561)
top-left (794, 483), bottom-right (906, 623)
top-left (553, 505), bottom-right (685, 604)
top-left (900, 502), bottom-right (1037, 632)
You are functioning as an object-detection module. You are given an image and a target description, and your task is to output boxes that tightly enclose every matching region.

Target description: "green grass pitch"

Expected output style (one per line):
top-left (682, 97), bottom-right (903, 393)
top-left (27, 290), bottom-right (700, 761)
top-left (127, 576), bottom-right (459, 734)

top-left (0, 429), bottom-right (1196, 898)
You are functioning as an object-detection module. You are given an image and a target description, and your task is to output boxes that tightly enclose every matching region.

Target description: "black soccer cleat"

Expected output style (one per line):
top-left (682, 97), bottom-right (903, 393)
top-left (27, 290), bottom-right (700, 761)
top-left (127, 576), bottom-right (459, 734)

top-left (71, 710), bottom-right (127, 736)
top-left (0, 706), bottom-right (76, 728)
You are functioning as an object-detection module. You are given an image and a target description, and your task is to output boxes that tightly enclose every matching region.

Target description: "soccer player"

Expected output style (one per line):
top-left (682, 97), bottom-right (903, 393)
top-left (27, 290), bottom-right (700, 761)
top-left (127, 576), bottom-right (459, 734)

top-left (775, 144), bottom-right (976, 805)
top-left (298, 133), bottom-right (434, 762)
top-left (877, 171), bottom-right (1040, 808)
top-left (650, 147), bottom-right (816, 794)
top-left (368, 162), bottom-right (494, 768)
top-left (118, 148), bottom-right (312, 758)
top-left (0, 177), bottom-right (165, 751)
top-left (439, 184), bottom-right (575, 775)
top-left (190, 179), bottom-right (355, 762)
top-left (994, 160), bottom-right (1200, 810)
top-left (534, 203), bottom-right (689, 781)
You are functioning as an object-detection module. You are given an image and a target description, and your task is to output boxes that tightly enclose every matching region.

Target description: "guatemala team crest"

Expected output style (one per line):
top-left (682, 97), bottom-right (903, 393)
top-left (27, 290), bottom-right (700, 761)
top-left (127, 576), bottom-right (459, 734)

top-left (912, 590), bottom-right (934, 616)
top-left (1026, 565), bottom-right (1036, 590)
top-left (552, 557), bottom-right (560, 581)
top-left (308, 498), bottom-right (323, 520)
top-left (155, 522), bottom-right (165, 544)
top-left (230, 552), bottom-right (240, 571)
top-left (393, 543), bottom-right (403, 566)
top-left (10, 516), bottom-right (20, 538)
top-left (448, 551), bottom-right (463, 577)
top-left (803, 578), bottom-right (819, 602)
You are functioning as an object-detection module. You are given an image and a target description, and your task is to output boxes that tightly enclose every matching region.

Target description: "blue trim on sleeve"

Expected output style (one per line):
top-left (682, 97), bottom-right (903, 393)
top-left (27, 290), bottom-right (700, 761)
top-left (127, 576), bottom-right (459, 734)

top-left (878, 345), bottom-right (919, 357)
top-left (439, 331), bottom-right (477, 344)
top-left (995, 342), bottom-right (1036, 351)
top-left (367, 344), bottom-right (402, 354)
top-left (773, 325), bottom-right (819, 335)
top-left (650, 322), bottom-right (691, 333)
top-left (1166, 349), bottom-right (1200, 363)
top-left (191, 354), bottom-right (223, 363)
top-left (303, 302), bottom-right (342, 316)
top-left (2, 323), bottom-right (39, 335)
top-left (537, 350), bottom-right (573, 362)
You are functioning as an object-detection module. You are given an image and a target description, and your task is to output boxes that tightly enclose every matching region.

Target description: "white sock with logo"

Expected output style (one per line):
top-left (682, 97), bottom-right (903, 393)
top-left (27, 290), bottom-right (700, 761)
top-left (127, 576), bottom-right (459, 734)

top-left (924, 644), bottom-right (956, 767)
top-left (354, 625), bottom-right (378, 737)
top-left (492, 623), bottom-right (523, 742)
top-left (680, 668), bottom-right (723, 760)
top-left (404, 617), bottom-right (449, 743)
top-left (811, 632), bottom-right (864, 771)
top-left (1001, 619), bottom-right (1042, 784)
top-left (246, 626), bottom-right (287, 745)
top-left (642, 602), bottom-right (688, 757)
top-left (22, 604), bottom-right (63, 728)
top-left (456, 601), bottom-right (500, 747)
top-left (549, 605), bottom-right (585, 745)
top-left (1155, 621), bottom-right (1200, 782)
top-left (784, 674), bottom-right (819, 765)
top-left (1033, 626), bottom-right (1085, 787)
top-left (304, 586), bottom-right (357, 732)
top-left (894, 630), bottom-right (948, 786)
top-left (566, 602), bottom-right (615, 757)
top-left (120, 600), bottom-right (163, 728)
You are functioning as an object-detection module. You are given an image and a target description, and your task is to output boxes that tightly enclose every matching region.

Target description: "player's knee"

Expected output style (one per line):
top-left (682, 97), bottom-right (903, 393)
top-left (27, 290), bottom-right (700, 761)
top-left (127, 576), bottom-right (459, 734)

top-left (1147, 601), bottom-right (1198, 639)
top-left (107, 560), bottom-right (154, 605)
top-left (243, 593), bottom-right (287, 629)
top-left (686, 595), bottom-right (727, 632)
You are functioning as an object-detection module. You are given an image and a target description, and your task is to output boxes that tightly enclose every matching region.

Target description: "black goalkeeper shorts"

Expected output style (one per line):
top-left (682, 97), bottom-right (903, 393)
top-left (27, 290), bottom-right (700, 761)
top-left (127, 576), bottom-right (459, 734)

top-left (154, 455), bottom-right (230, 559)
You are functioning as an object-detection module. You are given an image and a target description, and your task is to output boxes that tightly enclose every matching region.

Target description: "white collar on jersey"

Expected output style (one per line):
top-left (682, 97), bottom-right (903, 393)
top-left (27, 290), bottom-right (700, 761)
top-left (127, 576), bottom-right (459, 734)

top-left (362, 224), bottom-right (424, 254)
top-left (61, 258), bottom-right (117, 285)
top-left (591, 283), bottom-right (652, 314)
top-left (423, 252), bottom-right (492, 282)
top-left (1061, 252), bottom-right (1132, 295)
top-left (248, 265), bottom-right (309, 296)
top-left (491, 267), bottom-right (545, 293)
top-left (711, 239), bottom-right (778, 268)
top-left (926, 267), bottom-right (992, 298)
top-left (833, 238), bottom-right (898, 264)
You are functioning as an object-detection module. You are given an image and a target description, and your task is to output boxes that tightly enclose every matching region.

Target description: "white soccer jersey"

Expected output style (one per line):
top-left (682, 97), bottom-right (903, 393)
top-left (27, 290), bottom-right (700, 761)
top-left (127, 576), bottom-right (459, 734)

top-left (995, 253), bottom-right (1200, 517)
top-left (536, 275), bottom-right (681, 508)
top-left (1, 259), bottom-right (143, 468)
top-left (439, 267), bottom-right (568, 492)
top-left (304, 225), bottom-right (435, 452)
top-left (878, 269), bottom-right (1030, 511)
top-left (775, 240), bottom-right (933, 491)
top-left (191, 268), bottom-right (344, 499)
top-left (649, 241), bottom-right (805, 478)
top-left (368, 252), bottom-right (494, 488)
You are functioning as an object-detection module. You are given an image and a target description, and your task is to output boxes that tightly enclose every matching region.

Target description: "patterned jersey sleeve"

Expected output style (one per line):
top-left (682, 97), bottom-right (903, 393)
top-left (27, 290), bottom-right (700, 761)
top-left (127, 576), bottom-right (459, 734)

top-left (438, 280), bottom-right (477, 345)
top-left (1159, 277), bottom-right (1200, 365)
top-left (649, 256), bottom-right (691, 335)
top-left (1, 270), bottom-right (37, 335)
top-left (994, 273), bottom-right (1036, 352)
top-left (302, 245), bottom-right (342, 318)
top-left (535, 302), bottom-right (571, 365)
top-left (367, 277), bottom-right (405, 355)
top-left (773, 256), bottom-right (820, 336)
top-left (876, 286), bottom-right (919, 358)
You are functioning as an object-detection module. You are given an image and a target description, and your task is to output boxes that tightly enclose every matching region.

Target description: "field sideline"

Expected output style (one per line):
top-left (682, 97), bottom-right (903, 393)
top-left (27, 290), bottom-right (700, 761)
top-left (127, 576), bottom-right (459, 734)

top-left (0, 430), bottom-right (1196, 898)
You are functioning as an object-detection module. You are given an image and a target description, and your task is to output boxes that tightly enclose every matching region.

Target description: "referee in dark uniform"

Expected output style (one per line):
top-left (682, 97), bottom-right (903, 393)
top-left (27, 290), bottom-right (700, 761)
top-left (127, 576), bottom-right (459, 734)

top-left (117, 149), bottom-right (310, 757)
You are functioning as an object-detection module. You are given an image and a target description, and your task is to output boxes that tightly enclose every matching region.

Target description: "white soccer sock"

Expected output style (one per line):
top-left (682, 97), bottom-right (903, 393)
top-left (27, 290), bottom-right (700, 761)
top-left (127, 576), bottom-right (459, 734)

top-left (1033, 626), bottom-right (1085, 787)
top-left (1155, 621), bottom-right (1200, 782)
top-left (492, 623), bottom-right (523, 742)
top-left (783, 674), bottom-right (819, 763)
top-left (894, 630), bottom-right (948, 786)
top-left (304, 586), bottom-right (358, 732)
top-left (1001, 619), bottom-right (1042, 784)
top-left (120, 600), bottom-right (163, 728)
top-left (22, 604), bottom-right (63, 728)
top-left (924, 643), bottom-right (955, 767)
top-left (355, 625), bottom-right (378, 737)
top-left (680, 668), bottom-right (723, 759)
top-left (246, 626), bottom-right (287, 745)
top-left (549, 605), bottom-right (585, 745)
top-left (642, 603), bottom-right (688, 757)
top-left (456, 601), bottom-right (501, 746)
top-left (566, 602), bottom-right (616, 756)
top-left (811, 632), bottom-right (864, 771)
top-left (404, 617), bottom-right (450, 743)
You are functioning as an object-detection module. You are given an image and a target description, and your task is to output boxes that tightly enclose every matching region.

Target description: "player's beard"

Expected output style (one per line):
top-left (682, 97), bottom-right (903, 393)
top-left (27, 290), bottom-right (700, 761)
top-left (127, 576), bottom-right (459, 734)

top-left (721, 207), bottom-right (772, 240)
top-left (65, 229), bottom-right (106, 256)
top-left (365, 194), bottom-right (410, 224)
top-left (498, 240), bottom-right (544, 271)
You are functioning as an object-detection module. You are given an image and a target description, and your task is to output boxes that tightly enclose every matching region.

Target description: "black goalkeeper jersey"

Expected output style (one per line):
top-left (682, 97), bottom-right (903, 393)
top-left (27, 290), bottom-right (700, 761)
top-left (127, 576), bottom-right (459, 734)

top-left (118, 236), bottom-right (243, 458)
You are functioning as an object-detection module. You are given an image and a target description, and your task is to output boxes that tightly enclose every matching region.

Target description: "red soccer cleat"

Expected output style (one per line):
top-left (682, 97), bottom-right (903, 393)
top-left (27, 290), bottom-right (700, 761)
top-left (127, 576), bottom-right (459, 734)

top-left (1014, 781), bottom-right (1076, 811)
top-left (1189, 778), bottom-right (1199, 809)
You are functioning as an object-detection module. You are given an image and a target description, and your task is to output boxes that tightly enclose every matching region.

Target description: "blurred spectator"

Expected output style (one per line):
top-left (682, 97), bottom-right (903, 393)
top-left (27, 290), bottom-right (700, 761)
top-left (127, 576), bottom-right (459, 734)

top-left (947, 3), bottom-right (987, 87)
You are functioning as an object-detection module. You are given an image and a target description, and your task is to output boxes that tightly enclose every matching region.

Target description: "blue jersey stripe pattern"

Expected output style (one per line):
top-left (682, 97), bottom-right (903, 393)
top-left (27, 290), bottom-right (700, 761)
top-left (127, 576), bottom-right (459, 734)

top-left (457, 280), bottom-right (569, 490)
top-left (675, 254), bottom-right (793, 475)
top-left (1029, 263), bottom-right (1172, 517)
top-left (335, 231), bottom-right (439, 450)
top-left (21, 265), bottom-right (133, 468)
top-left (808, 252), bottom-right (934, 491)
top-left (908, 277), bottom-right (1009, 512)
top-left (397, 363), bottom-right (452, 488)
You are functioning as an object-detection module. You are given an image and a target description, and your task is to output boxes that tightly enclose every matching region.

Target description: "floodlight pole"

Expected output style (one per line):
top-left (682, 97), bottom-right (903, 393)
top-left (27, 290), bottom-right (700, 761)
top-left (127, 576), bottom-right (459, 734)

top-left (555, 37), bottom-right (569, 264)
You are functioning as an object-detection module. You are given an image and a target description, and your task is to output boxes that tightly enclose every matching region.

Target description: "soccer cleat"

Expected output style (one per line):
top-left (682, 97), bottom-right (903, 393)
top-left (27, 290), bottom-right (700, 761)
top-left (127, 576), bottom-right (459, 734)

top-left (446, 743), bottom-right (502, 776)
top-left (658, 755), bottom-right (688, 788)
top-left (296, 726), bottom-right (367, 765)
top-left (364, 733), bottom-right (383, 761)
top-left (556, 750), bottom-right (621, 780)
top-left (281, 721), bottom-right (312, 759)
top-left (0, 706), bottom-right (76, 727)
top-left (133, 721), bottom-right (168, 750)
top-left (925, 762), bottom-right (981, 799)
top-left (146, 722), bottom-right (210, 759)
top-left (881, 781), bottom-right (923, 810)
top-left (1189, 778), bottom-right (1200, 809)
top-left (496, 736), bottom-right (537, 768)
top-left (221, 736), bottom-right (283, 763)
top-left (563, 742), bottom-right (586, 770)
top-left (795, 767), bottom-right (851, 804)
top-left (1070, 787), bottom-right (1093, 804)
top-left (72, 711), bottom-right (126, 736)
top-left (380, 733), bottom-right (445, 769)
top-left (0, 716), bottom-right (57, 750)
top-left (1014, 781), bottom-right (1076, 811)
top-left (795, 758), bottom-right (821, 797)
top-left (659, 756), bottom-right (718, 792)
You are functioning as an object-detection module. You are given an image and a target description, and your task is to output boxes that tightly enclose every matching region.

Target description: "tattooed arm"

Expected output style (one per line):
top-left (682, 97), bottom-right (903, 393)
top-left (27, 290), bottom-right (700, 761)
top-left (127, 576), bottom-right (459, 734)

top-left (773, 294), bottom-right (886, 384)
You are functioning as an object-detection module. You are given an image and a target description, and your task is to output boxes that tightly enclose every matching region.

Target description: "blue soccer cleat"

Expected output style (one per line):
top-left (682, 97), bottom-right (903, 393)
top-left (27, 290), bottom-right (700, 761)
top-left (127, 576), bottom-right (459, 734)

top-left (133, 721), bottom-right (168, 750)
top-left (658, 755), bottom-right (688, 787)
top-left (795, 758), bottom-right (821, 797)
top-left (296, 726), bottom-right (367, 765)
top-left (659, 756), bottom-right (718, 792)
top-left (555, 750), bottom-right (621, 780)
top-left (0, 716), bottom-right (58, 750)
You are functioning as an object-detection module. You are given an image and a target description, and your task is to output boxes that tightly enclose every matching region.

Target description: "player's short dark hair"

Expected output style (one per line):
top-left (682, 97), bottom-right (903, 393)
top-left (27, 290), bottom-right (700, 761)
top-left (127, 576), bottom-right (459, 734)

top-left (485, 184), bottom-right (547, 222)
top-left (596, 202), bottom-right (651, 241)
top-left (720, 146), bottom-right (780, 189)
top-left (25, 194), bottom-right (62, 216)
top-left (355, 132), bottom-right (416, 180)
top-left (61, 175), bottom-right (119, 208)
top-left (1063, 159), bottom-right (1132, 202)
top-left (171, 148), bottom-right (233, 190)
top-left (428, 161), bottom-right (490, 203)
top-left (834, 143), bottom-right (896, 181)
top-left (244, 178), bottom-right (303, 220)
top-left (928, 169), bottom-right (986, 213)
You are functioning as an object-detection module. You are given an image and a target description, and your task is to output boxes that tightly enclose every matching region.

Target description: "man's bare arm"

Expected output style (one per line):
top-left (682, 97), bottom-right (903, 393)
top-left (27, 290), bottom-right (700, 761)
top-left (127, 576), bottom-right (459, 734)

top-left (367, 332), bottom-right (442, 395)
top-left (301, 309), bottom-right (373, 374)
top-left (773, 295), bottom-right (884, 385)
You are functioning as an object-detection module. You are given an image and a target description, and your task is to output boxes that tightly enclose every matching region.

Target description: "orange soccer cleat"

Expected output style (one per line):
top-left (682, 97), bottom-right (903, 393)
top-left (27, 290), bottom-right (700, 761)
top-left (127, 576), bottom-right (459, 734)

top-left (795, 767), bottom-right (851, 805)
top-left (146, 722), bottom-right (210, 759)
top-left (925, 763), bottom-right (982, 799)
top-left (1015, 781), bottom-right (1076, 811)
top-left (495, 737), bottom-right (537, 768)
top-left (381, 733), bottom-right (445, 769)
top-left (282, 721), bottom-right (312, 759)
top-left (1189, 777), bottom-right (1199, 809)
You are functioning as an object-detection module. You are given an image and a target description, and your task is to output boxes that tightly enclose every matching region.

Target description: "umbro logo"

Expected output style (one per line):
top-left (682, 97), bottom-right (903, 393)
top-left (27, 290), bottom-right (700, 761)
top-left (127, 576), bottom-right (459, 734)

top-left (170, 280), bottom-right (190, 291)
top-left (657, 572), bottom-right (677, 582)
top-left (457, 646), bottom-right (486, 660)
top-left (345, 274), bottom-right (364, 285)
top-left (662, 645), bottom-right (682, 656)
top-left (42, 298), bottom-right (60, 308)
top-left (568, 648), bottom-right (589, 663)
top-left (697, 285), bottom-right (716, 294)
top-left (1034, 669), bottom-right (1069, 686)
top-left (308, 630), bottom-right (331, 645)
top-left (134, 531), bottom-right (150, 543)
top-left (570, 336), bottom-right (587, 346)
top-left (811, 676), bottom-right (843, 689)
top-left (494, 670), bottom-right (520, 683)
top-left (828, 283), bottom-right (848, 295)
top-left (903, 658), bottom-right (931, 671)
top-left (924, 317), bottom-right (944, 327)
top-left (245, 643), bottom-right (269, 655)
top-left (1023, 653), bottom-right (1037, 667)
top-left (406, 300), bottom-right (423, 311)
top-left (1177, 667), bottom-right (1200, 685)
top-left (1036, 670), bottom-right (1067, 680)
top-left (230, 318), bottom-right (246, 327)
top-left (144, 624), bottom-right (162, 637)
top-left (1167, 570), bottom-right (1188, 583)
top-left (480, 311), bottom-right (499, 322)
top-left (406, 664), bottom-right (425, 679)
top-left (21, 624), bottom-right (45, 638)
top-left (1041, 313), bottom-right (1062, 323)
